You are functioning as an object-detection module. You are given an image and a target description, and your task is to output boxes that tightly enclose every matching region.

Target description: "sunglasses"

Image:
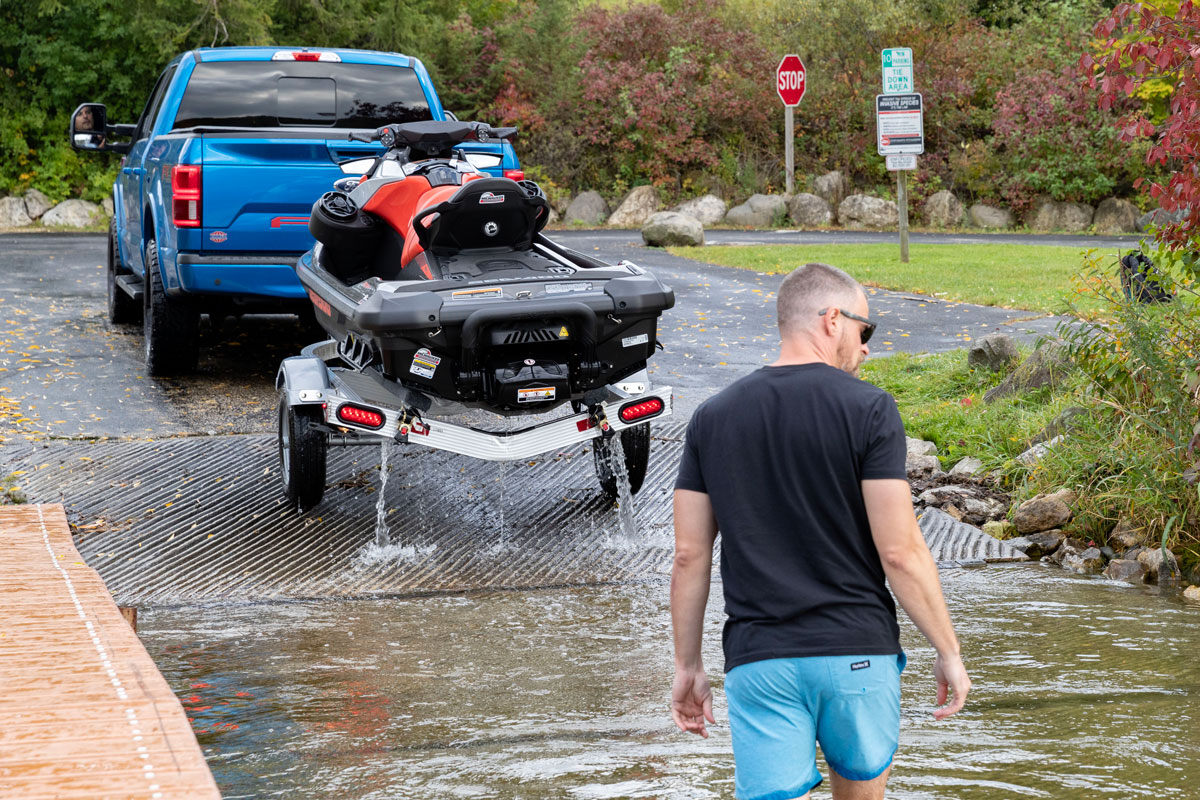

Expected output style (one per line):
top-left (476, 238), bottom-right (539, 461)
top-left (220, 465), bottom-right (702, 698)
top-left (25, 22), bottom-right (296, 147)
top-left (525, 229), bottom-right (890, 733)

top-left (818, 307), bottom-right (876, 345)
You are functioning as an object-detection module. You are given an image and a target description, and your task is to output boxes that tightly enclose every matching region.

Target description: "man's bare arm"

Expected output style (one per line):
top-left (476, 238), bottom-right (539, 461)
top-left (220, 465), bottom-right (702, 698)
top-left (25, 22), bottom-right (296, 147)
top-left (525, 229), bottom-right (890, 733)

top-left (862, 478), bottom-right (971, 719)
top-left (670, 488), bottom-right (719, 736)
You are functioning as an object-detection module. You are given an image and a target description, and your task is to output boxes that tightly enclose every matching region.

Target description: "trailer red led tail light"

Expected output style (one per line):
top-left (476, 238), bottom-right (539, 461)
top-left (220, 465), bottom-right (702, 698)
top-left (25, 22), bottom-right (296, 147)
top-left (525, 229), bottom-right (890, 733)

top-left (618, 397), bottom-right (664, 423)
top-left (503, 169), bottom-right (525, 181)
top-left (171, 165), bottom-right (202, 228)
top-left (337, 404), bottom-right (385, 429)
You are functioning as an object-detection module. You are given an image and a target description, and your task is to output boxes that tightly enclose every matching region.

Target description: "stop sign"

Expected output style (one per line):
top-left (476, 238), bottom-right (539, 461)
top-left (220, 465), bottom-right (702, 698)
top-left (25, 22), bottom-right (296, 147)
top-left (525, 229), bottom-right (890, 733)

top-left (776, 54), bottom-right (806, 106)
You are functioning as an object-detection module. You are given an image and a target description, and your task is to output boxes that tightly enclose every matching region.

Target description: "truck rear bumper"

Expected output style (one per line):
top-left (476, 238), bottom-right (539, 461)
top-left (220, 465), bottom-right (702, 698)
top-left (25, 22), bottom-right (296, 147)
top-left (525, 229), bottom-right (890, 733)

top-left (176, 253), bottom-right (307, 299)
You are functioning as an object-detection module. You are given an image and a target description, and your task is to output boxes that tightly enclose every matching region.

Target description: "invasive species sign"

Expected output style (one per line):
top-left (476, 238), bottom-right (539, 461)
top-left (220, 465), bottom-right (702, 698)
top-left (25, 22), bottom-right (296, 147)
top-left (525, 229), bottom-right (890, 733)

top-left (875, 93), bottom-right (924, 155)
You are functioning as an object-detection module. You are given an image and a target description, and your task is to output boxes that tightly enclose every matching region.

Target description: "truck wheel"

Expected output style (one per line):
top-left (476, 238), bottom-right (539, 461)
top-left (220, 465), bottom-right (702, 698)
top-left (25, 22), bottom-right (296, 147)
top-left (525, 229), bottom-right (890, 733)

top-left (143, 239), bottom-right (200, 375)
top-left (279, 399), bottom-right (327, 512)
top-left (593, 423), bottom-right (652, 500)
top-left (107, 219), bottom-right (141, 325)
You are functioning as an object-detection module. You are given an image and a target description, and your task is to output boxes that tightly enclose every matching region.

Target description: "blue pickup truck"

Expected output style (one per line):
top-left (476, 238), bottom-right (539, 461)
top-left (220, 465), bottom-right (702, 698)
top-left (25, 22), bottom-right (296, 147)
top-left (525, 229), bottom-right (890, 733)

top-left (70, 46), bottom-right (521, 375)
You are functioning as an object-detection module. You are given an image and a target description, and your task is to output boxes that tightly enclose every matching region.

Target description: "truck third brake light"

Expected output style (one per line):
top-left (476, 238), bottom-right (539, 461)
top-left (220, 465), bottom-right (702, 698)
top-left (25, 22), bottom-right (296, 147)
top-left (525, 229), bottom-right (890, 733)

top-left (272, 51), bottom-right (341, 62)
top-left (618, 397), bottom-right (664, 423)
top-left (337, 404), bottom-right (385, 429)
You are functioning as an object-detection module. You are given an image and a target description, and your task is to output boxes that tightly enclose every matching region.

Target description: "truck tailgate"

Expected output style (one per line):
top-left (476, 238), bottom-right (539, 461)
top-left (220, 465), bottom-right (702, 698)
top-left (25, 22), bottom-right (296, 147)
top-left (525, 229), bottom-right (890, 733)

top-left (200, 136), bottom-right (380, 252)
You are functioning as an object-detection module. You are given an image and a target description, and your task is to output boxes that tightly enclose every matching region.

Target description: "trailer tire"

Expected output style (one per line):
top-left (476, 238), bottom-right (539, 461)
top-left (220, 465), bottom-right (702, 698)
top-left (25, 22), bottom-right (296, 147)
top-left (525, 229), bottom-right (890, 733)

top-left (107, 219), bottom-right (141, 325)
top-left (279, 399), bottom-right (327, 512)
top-left (593, 422), bottom-right (651, 500)
top-left (143, 239), bottom-right (200, 375)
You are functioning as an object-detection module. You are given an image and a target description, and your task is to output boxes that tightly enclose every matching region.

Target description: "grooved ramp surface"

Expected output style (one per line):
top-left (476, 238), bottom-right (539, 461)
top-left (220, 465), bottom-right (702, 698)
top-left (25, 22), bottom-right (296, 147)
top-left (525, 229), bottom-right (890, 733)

top-left (12, 423), bottom-right (1021, 605)
top-left (0, 504), bottom-right (221, 799)
top-left (920, 507), bottom-right (1028, 564)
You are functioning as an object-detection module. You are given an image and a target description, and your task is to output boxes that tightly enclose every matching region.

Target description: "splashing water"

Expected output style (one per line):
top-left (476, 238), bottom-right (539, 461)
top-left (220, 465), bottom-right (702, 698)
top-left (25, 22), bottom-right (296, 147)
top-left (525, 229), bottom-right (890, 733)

top-left (607, 434), bottom-right (639, 543)
top-left (373, 441), bottom-right (393, 547)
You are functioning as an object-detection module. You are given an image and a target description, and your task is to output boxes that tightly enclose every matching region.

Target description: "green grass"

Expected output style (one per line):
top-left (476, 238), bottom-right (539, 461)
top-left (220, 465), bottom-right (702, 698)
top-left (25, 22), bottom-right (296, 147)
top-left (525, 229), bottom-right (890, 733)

top-left (860, 348), bottom-right (1083, 473)
top-left (668, 243), bottom-right (1115, 315)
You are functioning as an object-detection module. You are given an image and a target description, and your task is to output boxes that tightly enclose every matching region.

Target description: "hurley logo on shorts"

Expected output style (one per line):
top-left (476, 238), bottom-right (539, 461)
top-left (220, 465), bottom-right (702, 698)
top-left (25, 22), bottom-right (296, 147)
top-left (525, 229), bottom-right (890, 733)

top-left (850, 660), bottom-right (871, 671)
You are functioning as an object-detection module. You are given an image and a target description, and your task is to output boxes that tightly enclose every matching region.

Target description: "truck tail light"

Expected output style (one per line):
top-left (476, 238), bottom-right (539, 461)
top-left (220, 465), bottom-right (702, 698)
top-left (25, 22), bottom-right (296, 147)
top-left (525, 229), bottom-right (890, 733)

top-left (171, 165), bottom-right (202, 228)
top-left (503, 169), bottom-right (525, 181)
top-left (619, 397), bottom-right (664, 424)
top-left (272, 50), bottom-right (341, 62)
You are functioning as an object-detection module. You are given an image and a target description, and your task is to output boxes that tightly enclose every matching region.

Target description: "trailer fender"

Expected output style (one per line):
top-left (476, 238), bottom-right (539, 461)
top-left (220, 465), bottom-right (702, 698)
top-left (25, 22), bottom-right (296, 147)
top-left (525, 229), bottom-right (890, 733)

top-left (277, 355), bottom-right (333, 406)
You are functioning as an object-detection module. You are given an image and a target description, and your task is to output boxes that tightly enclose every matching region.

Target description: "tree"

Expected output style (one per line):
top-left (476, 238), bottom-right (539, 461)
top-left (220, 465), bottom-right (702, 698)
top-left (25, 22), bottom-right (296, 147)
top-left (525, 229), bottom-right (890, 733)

top-left (1085, 1), bottom-right (1200, 253)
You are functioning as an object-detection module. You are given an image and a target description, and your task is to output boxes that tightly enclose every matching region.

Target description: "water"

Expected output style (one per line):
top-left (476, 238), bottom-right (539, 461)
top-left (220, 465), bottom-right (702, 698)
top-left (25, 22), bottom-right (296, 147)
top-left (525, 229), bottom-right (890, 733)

top-left (373, 442), bottom-right (393, 548)
top-left (607, 435), bottom-right (639, 544)
top-left (140, 564), bottom-right (1199, 799)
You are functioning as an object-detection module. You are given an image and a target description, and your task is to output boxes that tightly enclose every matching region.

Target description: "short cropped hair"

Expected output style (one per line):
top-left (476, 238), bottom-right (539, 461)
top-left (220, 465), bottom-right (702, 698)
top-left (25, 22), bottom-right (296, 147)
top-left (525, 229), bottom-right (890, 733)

top-left (776, 262), bottom-right (863, 336)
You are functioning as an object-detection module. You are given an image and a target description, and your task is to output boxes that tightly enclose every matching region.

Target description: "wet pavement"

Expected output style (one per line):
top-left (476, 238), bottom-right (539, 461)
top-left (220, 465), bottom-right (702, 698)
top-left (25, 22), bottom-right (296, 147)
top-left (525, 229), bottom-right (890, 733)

top-left (0, 230), bottom-right (1095, 443)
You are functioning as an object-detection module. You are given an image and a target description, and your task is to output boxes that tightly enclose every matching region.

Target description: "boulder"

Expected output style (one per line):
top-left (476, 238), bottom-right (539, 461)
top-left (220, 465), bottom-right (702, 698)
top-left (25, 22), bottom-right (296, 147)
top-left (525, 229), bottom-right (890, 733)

top-left (102, 196), bottom-right (114, 217)
top-left (0, 196), bottom-right (33, 228)
top-left (1013, 494), bottom-right (1072, 534)
top-left (916, 484), bottom-right (1005, 524)
top-left (968, 203), bottom-right (1015, 229)
top-left (1184, 585), bottom-right (1200, 603)
top-left (949, 457), bottom-right (984, 478)
top-left (23, 189), bottom-right (52, 220)
top-left (1023, 529), bottom-right (1066, 558)
top-left (924, 190), bottom-right (963, 228)
top-left (564, 191), bottom-right (609, 226)
top-left (1137, 206), bottom-right (1188, 231)
top-left (1136, 548), bottom-right (1180, 584)
top-left (1062, 546), bottom-right (1106, 575)
top-left (641, 211), bottom-right (704, 247)
top-left (1092, 198), bottom-right (1140, 234)
top-left (672, 194), bottom-right (727, 226)
top-left (906, 437), bottom-right (938, 457)
top-left (984, 343), bottom-right (1071, 403)
top-left (1108, 516), bottom-right (1147, 550)
top-left (725, 194), bottom-right (787, 228)
top-left (1047, 536), bottom-right (1088, 565)
top-left (984, 520), bottom-right (1017, 540)
top-left (545, 206), bottom-right (560, 226)
top-left (1027, 199), bottom-right (1094, 232)
top-left (1103, 558), bottom-right (1146, 583)
top-left (607, 185), bottom-right (661, 228)
top-left (905, 453), bottom-right (941, 478)
top-left (42, 199), bottom-right (104, 228)
top-left (787, 193), bottom-right (832, 227)
top-left (839, 194), bottom-right (898, 229)
top-left (967, 333), bottom-right (1019, 372)
top-left (812, 171), bottom-right (849, 217)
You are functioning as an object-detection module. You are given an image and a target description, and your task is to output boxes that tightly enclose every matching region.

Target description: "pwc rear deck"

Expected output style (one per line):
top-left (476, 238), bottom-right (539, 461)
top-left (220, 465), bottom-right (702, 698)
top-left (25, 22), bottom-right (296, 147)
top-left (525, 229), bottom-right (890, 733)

top-left (0, 504), bottom-right (220, 799)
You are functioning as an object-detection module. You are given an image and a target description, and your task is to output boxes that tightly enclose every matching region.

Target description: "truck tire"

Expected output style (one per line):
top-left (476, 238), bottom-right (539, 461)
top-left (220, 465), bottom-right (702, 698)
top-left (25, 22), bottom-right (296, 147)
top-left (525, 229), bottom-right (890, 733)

top-left (107, 219), bottom-right (141, 325)
top-left (593, 422), bottom-right (651, 500)
top-left (279, 399), bottom-right (327, 511)
top-left (143, 239), bottom-right (200, 375)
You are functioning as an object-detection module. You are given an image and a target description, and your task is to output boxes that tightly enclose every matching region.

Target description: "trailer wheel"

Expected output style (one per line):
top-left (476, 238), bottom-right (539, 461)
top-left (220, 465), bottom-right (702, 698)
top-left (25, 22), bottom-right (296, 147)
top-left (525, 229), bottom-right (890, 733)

top-left (107, 219), bottom-right (141, 325)
top-left (279, 399), bottom-right (327, 512)
top-left (593, 423), bottom-right (651, 500)
top-left (143, 239), bottom-right (200, 375)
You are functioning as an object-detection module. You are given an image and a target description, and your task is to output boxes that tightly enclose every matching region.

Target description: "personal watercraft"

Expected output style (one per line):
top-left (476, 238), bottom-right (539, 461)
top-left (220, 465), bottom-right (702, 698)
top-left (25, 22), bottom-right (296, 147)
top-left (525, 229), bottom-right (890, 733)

top-left (277, 121), bottom-right (675, 511)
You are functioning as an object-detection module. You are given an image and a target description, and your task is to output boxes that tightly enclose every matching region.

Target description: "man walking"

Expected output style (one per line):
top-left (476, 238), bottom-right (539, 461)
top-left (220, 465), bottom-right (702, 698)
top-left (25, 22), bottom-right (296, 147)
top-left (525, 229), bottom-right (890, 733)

top-left (670, 262), bottom-right (970, 800)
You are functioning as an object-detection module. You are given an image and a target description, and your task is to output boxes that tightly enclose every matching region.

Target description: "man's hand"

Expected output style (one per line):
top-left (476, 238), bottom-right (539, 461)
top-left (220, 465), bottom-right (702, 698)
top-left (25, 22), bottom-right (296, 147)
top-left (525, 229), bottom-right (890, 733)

top-left (671, 667), bottom-right (715, 737)
top-left (933, 651), bottom-right (970, 720)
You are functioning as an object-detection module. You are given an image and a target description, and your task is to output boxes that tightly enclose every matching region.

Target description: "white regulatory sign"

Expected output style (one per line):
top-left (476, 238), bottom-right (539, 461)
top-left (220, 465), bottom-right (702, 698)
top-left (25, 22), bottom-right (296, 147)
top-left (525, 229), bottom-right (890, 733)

top-left (885, 154), bottom-right (918, 171)
top-left (881, 47), bottom-right (913, 94)
top-left (876, 93), bottom-right (924, 155)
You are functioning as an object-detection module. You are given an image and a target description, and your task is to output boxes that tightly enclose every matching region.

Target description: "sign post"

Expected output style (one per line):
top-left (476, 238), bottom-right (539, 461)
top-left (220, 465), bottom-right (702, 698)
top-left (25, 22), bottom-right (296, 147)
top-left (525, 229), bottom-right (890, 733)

top-left (877, 76), bottom-right (922, 263)
top-left (776, 54), bottom-right (806, 196)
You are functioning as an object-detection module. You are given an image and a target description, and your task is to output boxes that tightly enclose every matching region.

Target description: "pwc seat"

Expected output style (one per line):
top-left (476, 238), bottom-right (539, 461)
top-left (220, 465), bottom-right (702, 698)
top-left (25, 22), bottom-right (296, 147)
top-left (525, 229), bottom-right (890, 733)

top-left (412, 177), bottom-right (549, 256)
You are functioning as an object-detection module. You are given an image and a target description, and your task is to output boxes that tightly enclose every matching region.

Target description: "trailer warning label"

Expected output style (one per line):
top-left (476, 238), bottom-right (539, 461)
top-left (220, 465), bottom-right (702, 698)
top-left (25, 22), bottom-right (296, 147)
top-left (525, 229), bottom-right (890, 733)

top-left (409, 348), bottom-right (441, 379)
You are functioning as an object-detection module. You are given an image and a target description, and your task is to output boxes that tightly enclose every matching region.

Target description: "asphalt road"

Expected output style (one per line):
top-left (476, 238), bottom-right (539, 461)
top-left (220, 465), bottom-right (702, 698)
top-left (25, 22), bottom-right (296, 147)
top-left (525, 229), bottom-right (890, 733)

top-left (0, 229), bottom-right (1122, 447)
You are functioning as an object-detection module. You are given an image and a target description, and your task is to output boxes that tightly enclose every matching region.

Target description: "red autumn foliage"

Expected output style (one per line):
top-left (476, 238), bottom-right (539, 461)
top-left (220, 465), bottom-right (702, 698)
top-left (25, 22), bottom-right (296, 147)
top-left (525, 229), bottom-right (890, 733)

top-left (1085, 1), bottom-right (1200, 250)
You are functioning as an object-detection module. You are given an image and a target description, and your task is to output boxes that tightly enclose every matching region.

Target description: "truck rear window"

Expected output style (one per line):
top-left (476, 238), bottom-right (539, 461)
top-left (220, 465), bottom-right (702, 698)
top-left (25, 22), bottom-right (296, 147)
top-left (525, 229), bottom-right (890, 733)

top-left (172, 61), bottom-right (434, 129)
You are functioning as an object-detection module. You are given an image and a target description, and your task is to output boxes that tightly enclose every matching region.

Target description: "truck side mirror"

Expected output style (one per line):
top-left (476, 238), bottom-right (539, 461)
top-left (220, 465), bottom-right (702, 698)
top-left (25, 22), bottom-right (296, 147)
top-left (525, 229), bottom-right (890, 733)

top-left (69, 103), bottom-right (132, 154)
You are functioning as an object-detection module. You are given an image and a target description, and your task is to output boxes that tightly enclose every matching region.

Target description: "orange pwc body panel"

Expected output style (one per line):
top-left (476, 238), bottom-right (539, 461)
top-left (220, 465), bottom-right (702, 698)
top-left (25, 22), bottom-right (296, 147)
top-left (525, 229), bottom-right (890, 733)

top-left (361, 172), bottom-right (486, 278)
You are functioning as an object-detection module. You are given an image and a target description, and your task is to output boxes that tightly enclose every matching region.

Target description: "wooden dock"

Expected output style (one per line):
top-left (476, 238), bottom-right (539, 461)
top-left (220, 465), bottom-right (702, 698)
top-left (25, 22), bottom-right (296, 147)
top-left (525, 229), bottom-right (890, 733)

top-left (0, 504), bottom-right (221, 799)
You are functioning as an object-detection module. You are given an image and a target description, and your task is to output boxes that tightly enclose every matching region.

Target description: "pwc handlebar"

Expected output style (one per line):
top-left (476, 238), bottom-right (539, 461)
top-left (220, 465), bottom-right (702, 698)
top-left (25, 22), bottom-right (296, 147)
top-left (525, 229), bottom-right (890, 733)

top-left (346, 121), bottom-right (517, 148)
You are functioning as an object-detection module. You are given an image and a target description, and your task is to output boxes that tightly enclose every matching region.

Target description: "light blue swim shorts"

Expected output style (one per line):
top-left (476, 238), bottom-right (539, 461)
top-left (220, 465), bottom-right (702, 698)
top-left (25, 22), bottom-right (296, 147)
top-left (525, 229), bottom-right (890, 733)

top-left (724, 653), bottom-right (906, 800)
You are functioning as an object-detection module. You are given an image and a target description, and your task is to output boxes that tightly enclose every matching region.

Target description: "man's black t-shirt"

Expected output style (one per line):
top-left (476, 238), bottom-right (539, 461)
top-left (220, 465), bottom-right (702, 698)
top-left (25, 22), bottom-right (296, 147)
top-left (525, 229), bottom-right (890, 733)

top-left (675, 363), bottom-right (908, 671)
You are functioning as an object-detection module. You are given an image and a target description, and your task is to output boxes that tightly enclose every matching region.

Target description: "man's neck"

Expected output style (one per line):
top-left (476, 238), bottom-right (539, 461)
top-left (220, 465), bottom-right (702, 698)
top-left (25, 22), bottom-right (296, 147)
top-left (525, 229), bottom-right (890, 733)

top-left (770, 341), bottom-right (837, 368)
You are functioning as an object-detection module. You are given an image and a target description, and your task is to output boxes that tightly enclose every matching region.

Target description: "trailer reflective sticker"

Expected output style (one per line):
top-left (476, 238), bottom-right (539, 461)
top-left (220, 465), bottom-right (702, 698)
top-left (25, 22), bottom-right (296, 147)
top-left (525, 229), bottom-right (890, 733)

top-left (545, 282), bottom-right (591, 295)
top-left (451, 287), bottom-right (503, 299)
top-left (479, 192), bottom-right (505, 205)
top-left (518, 386), bottom-right (556, 403)
top-left (409, 347), bottom-right (441, 379)
top-left (622, 333), bottom-right (649, 348)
